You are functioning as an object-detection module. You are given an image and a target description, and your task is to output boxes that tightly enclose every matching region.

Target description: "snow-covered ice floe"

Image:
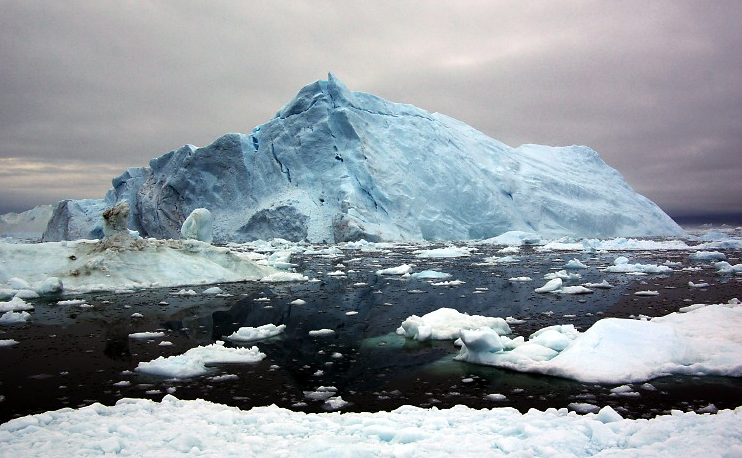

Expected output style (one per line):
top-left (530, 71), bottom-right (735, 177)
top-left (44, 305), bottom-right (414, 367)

top-left (603, 256), bottom-right (673, 274)
top-left (1, 395), bottom-right (740, 457)
top-left (135, 341), bottom-right (266, 378)
top-left (456, 301), bottom-right (742, 384)
top-left (397, 307), bottom-right (511, 342)
top-left (0, 236), bottom-right (304, 295)
top-left (224, 324), bottom-right (286, 343)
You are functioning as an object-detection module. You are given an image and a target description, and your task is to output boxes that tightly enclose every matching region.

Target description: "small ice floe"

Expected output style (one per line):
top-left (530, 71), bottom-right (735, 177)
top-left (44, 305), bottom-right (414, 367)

top-left (544, 270), bottom-right (582, 281)
top-left (202, 286), bottom-right (224, 295)
top-left (714, 261), bottom-right (742, 275)
top-left (308, 329), bottom-right (335, 337)
top-left (410, 270), bottom-right (450, 280)
top-left (0, 296), bottom-right (34, 312)
top-left (688, 281), bottom-right (710, 288)
top-left (415, 246), bottom-right (472, 258)
top-left (135, 341), bottom-right (265, 378)
top-left (171, 289), bottom-right (197, 296)
top-left (345, 311), bottom-right (359, 316)
top-left (327, 270), bottom-right (346, 277)
top-left (564, 259), bottom-right (588, 269)
top-left (290, 299), bottom-right (306, 305)
top-left (482, 255), bottom-right (519, 264)
top-left (130, 312), bottom-right (144, 318)
top-left (304, 386), bottom-right (338, 401)
top-left (484, 393), bottom-right (507, 401)
top-left (604, 256), bottom-right (673, 274)
top-left (430, 280), bottom-right (466, 287)
top-left (397, 307), bottom-right (510, 342)
top-left (254, 297), bottom-right (271, 302)
top-left (689, 251), bottom-right (727, 262)
top-left (555, 286), bottom-right (594, 295)
top-left (610, 385), bottom-right (640, 397)
top-left (0, 339), bottom-right (19, 347)
top-left (508, 277), bottom-right (532, 282)
top-left (158, 341), bottom-right (173, 347)
top-left (128, 331), bottom-right (166, 339)
top-left (0, 310), bottom-right (31, 324)
top-left (583, 280), bottom-right (614, 289)
top-left (376, 264), bottom-right (413, 275)
top-left (568, 402), bottom-right (600, 414)
top-left (634, 290), bottom-right (659, 296)
top-left (56, 299), bottom-right (87, 306)
top-left (534, 278), bottom-right (562, 293)
top-left (208, 374), bottom-right (239, 382)
top-left (224, 324), bottom-right (286, 343)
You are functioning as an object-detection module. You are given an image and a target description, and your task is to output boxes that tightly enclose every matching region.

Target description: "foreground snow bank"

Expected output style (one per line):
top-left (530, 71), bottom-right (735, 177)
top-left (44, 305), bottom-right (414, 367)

top-left (0, 237), bottom-right (302, 295)
top-left (457, 302), bottom-right (742, 383)
top-left (1, 395), bottom-right (740, 458)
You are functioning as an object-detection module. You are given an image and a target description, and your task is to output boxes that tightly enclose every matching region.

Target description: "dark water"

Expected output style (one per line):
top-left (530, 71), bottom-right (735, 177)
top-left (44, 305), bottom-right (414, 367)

top-left (1, 243), bottom-right (741, 423)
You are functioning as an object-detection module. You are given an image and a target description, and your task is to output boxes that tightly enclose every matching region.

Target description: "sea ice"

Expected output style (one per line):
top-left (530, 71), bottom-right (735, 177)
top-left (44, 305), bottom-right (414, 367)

top-left (224, 324), bottom-right (286, 342)
top-left (135, 341), bottom-right (265, 378)
top-left (457, 302), bottom-right (742, 383)
top-left (397, 307), bottom-right (511, 342)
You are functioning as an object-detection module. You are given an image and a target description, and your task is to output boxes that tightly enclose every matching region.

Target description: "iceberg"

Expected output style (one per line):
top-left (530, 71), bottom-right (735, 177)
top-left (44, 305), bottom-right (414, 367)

top-left (41, 74), bottom-right (683, 243)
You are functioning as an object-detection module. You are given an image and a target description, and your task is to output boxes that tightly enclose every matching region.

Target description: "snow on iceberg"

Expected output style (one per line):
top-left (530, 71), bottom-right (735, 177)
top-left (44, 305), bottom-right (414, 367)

top-left (135, 341), bottom-right (266, 378)
top-left (2, 395), bottom-right (741, 458)
top-left (456, 302), bottom-right (742, 384)
top-left (397, 307), bottom-right (511, 342)
top-left (42, 74), bottom-right (684, 244)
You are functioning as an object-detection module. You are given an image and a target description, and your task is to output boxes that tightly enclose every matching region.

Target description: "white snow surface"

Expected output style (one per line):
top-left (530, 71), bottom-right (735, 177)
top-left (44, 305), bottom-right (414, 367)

top-left (0, 237), bottom-right (300, 295)
top-left (135, 341), bottom-right (266, 378)
top-left (1, 395), bottom-right (740, 458)
top-left (41, 74), bottom-right (683, 243)
top-left (397, 307), bottom-right (511, 341)
top-left (225, 324), bottom-right (286, 342)
top-left (457, 302), bottom-right (742, 383)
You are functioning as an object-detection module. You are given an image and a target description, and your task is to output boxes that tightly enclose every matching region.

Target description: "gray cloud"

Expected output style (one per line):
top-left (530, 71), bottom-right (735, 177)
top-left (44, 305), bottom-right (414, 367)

top-left (1, 1), bottom-right (740, 218)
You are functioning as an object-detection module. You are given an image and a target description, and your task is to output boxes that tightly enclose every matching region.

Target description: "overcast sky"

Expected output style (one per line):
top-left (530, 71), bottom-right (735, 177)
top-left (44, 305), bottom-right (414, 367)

top-left (1, 1), bottom-right (740, 220)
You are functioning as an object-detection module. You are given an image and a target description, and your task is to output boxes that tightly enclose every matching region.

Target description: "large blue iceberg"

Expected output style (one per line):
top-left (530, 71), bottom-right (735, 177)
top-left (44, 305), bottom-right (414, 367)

top-left (42, 74), bottom-right (684, 243)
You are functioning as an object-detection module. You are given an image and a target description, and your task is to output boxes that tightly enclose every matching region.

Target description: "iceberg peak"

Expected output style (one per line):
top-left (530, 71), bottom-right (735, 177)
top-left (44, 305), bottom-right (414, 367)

top-left (42, 76), bottom-right (685, 243)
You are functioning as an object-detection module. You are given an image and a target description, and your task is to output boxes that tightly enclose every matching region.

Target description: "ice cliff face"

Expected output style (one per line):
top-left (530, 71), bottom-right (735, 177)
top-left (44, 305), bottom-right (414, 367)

top-left (42, 74), bottom-right (684, 243)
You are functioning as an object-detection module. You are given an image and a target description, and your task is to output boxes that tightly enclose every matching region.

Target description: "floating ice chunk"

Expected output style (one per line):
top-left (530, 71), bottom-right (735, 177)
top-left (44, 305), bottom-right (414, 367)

top-left (0, 339), bottom-right (19, 346)
top-left (323, 396), bottom-right (348, 410)
top-left (416, 246), bottom-right (472, 258)
top-left (397, 308), bottom-right (510, 342)
top-left (224, 324), bottom-right (286, 342)
top-left (327, 270), bottom-right (346, 276)
top-left (0, 310), bottom-right (31, 324)
top-left (261, 272), bottom-right (308, 282)
top-left (634, 290), bottom-right (659, 296)
top-left (13, 289), bottom-right (39, 300)
top-left (508, 276), bottom-right (532, 282)
top-left (34, 277), bottom-right (63, 295)
top-left (0, 296), bottom-right (34, 312)
top-left (544, 270), bottom-right (582, 281)
top-left (180, 208), bottom-right (213, 244)
top-left (534, 278), bottom-right (562, 293)
top-left (410, 270), bottom-right (450, 280)
top-left (568, 402), bottom-right (600, 414)
top-left (564, 259), bottom-right (588, 269)
top-left (688, 281), bottom-right (710, 288)
top-left (376, 264), bottom-right (413, 275)
top-left (556, 286), bottom-right (594, 295)
top-left (128, 331), bottom-right (166, 339)
top-left (345, 311), bottom-right (358, 316)
top-left (430, 280), bottom-right (465, 286)
top-left (483, 255), bottom-right (519, 264)
top-left (583, 280), bottom-right (614, 289)
top-left (308, 329), bottom-right (335, 337)
top-left (484, 393), bottom-right (507, 401)
top-left (172, 289), bottom-right (198, 296)
top-left (135, 341), bottom-right (265, 378)
top-left (604, 257), bottom-right (673, 274)
top-left (304, 386), bottom-right (337, 401)
top-left (290, 299), bottom-right (306, 305)
top-left (690, 251), bottom-right (726, 261)
top-left (202, 286), bottom-right (223, 295)
top-left (596, 405), bottom-right (624, 423)
top-left (714, 261), bottom-right (742, 275)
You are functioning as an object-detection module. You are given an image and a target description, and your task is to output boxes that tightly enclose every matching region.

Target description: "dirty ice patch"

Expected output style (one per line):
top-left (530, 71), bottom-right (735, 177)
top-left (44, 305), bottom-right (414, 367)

top-left (135, 341), bottom-right (265, 378)
top-left (225, 324), bottom-right (286, 343)
top-left (0, 239), bottom-right (284, 295)
top-left (2, 396), bottom-right (741, 458)
top-left (456, 302), bottom-right (742, 384)
top-left (397, 307), bottom-right (510, 342)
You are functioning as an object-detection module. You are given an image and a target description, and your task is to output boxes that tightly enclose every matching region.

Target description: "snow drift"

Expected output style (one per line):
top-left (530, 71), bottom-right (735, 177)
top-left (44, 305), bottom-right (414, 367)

top-left (42, 74), bottom-right (683, 243)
